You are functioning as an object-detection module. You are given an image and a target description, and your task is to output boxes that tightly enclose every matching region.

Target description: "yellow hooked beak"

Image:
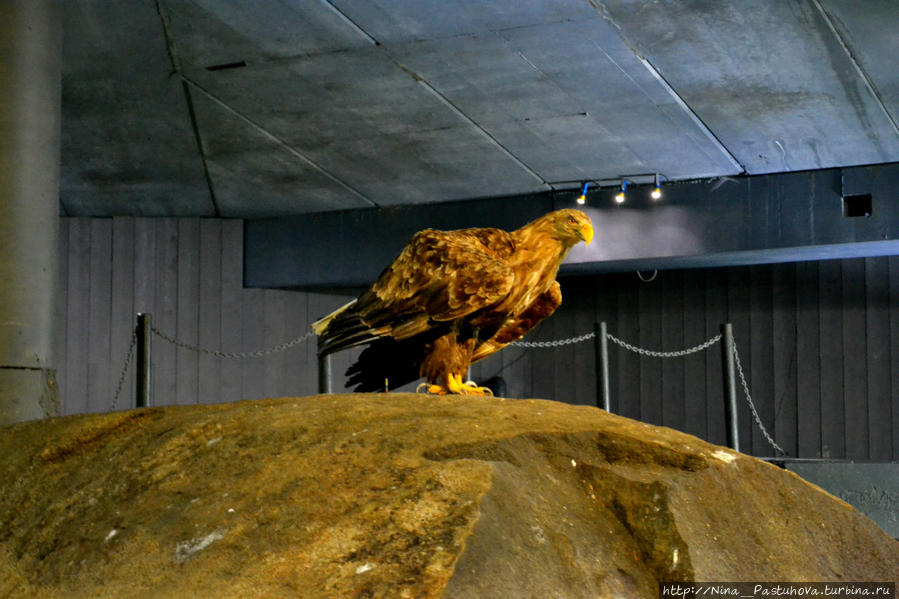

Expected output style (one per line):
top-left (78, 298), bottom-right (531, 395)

top-left (579, 222), bottom-right (594, 246)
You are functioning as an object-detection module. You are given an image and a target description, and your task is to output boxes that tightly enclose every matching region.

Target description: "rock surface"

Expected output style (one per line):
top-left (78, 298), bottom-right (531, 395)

top-left (1, 394), bottom-right (896, 598)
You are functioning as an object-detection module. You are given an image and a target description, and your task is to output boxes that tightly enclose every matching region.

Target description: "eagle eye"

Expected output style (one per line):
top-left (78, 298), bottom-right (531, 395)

top-left (567, 217), bottom-right (577, 225)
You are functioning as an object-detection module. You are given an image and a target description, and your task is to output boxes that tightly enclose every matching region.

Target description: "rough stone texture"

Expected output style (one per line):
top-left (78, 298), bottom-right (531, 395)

top-left (1, 394), bottom-right (896, 598)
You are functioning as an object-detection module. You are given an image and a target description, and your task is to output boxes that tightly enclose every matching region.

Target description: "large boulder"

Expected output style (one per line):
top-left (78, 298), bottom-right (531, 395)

top-left (1, 394), bottom-right (896, 598)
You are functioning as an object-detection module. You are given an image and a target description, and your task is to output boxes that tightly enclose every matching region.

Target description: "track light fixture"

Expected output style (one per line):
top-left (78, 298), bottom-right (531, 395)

top-left (651, 173), bottom-right (662, 200)
top-left (576, 182), bottom-right (588, 205)
top-left (614, 180), bottom-right (628, 204)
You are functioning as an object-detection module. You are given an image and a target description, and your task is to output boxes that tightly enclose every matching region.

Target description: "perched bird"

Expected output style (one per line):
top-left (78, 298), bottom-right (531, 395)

top-left (313, 209), bottom-right (593, 395)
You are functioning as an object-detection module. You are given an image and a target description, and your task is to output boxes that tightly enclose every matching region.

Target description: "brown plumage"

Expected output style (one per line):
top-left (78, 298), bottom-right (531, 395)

top-left (313, 209), bottom-right (594, 394)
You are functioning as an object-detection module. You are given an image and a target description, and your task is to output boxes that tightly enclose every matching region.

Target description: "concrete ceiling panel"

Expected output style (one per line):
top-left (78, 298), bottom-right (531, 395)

top-left (330, 0), bottom-right (597, 43)
top-left (190, 48), bottom-right (546, 205)
top-left (61, 1), bottom-right (212, 216)
top-left (189, 90), bottom-right (374, 217)
top-left (597, 0), bottom-right (899, 173)
top-left (159, 0), bottom-right (375, 70)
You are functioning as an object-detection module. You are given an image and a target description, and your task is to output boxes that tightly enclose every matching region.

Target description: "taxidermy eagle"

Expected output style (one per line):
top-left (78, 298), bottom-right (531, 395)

top-left (313, 209), bottom-right (593, 395)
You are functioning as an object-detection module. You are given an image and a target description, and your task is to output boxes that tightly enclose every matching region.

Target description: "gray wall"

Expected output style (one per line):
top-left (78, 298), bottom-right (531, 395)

top-left (58, 217), bottom-right (898, 460)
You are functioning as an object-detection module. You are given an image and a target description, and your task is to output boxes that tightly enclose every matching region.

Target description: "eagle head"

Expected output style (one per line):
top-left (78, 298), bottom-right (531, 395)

top-left (549, 209), bottom-right (593, 247)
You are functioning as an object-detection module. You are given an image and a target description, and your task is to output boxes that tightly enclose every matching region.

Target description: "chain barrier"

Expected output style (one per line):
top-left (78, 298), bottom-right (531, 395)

top-left (607, 332), bottom-right (722, 357)
top-left (732, 342), bottom-right (786, 455)
top-left (512, 327), bottom-right (783, 455)
top-left (111, 330), bottom-right (137, 412)
top-left (511, 331), bottom-right (596, 348)
top-left (150, 326), bottom-right (315, 359)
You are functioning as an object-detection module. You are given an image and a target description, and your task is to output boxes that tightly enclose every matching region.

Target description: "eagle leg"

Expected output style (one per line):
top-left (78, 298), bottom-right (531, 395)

top-left (417, 373), bottom-right (493, 396)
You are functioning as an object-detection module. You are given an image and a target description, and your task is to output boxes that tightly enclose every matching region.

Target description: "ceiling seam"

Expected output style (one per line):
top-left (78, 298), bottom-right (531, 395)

top-left (316, 0), bottom-right (379, 45)
top-left (182, 77), bottom-right (379, 209)
top-left (637, 57), bottom-right (746, 174)
top-left (156, 0), bottom-right (220, 216)
top-left (181, 81), bottom-right (222, 217)
top-left (810, 0), bottom-right (899, 138)
top-left (414, 78), bottom-right (550, 188)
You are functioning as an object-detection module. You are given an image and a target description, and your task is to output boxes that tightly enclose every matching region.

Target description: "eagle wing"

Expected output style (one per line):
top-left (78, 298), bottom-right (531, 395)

top-left (316, 227), bottom-right (515, 355)
top-left (470, 280), bottom-right (562, 363)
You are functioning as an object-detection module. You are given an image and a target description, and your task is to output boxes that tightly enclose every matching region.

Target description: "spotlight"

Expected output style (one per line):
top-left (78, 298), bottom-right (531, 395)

top-left (614, 180), bottom-right (628, 204)
top-left (651, 174), bottom-right (662, 200)
top-left (576, 182), bottom-right (588, 205)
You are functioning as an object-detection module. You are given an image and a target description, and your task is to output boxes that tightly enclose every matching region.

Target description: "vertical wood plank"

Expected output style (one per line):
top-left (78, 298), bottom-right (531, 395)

top-left (176, 219), bottom-right (200, 405)
top-left (132, 219), bottom-right (157, 409)
top-left (772, 262), bottom-right (798, 457)
top-left (87, 219), bottom-right (112, 413)
top-left (682, 268), bottom-right (707, 439)
top-left (552, 281), bottom-right (577, 404)
top-left (263, 290), bottom-right (286, 398)
top-left (154, 219), bottom-right (179, 407)
top-left (65, 219), bottom-right (91, 414)
top-left (796, 260), bottom-right (822, 457)
top-left (749, 265), bottom-right (774, 456)
top-left (615, 273), bottom-right (640, 419)
top-left (661, 270), bottom-right (685, 431)
top-left (818, 259), bottom-right (845, 459)
top-left (198, 219), bottom-right (222, 404)
top-left (864, 257), bottom-right (891, 460)
top-left (704, 268), bottom-right (727, 447)
top-left (240, 288), bottom-right (265, 399)
top-left (841, 258), bottom-right (868, 460)
top-left (726, 266), bottom-right (752, 453)
top-left (110, 218), bottom-right (136, 411)
top-left (638, 273), bottom-right (663, 426)
top-left (56, 219), bottom-right (69, 412)
top-left (219, 221), bottom-right (243, 404)
top-left (572, 277), bottom-right (597, 406)
top-left (890, 256), bottom-right (899, 461)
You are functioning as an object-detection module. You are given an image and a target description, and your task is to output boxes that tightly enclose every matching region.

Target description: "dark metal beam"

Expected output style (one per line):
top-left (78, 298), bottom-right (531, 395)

top-left (244, 163), bottom-right (899, 290)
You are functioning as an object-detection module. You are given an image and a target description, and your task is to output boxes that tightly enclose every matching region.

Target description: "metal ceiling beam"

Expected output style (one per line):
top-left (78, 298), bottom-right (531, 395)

top-left (245, 162), bottom-right (899, 289)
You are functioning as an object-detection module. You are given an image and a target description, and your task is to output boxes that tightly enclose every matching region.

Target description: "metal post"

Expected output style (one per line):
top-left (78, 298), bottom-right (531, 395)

top-left (595, 322), bottom-right (611, 411)
top-left (721, 323), bottom-right (739, 452)
top-left (135, 313), bottom-right (151, 408)
top-left (318, 351), bottom-right (332, 394)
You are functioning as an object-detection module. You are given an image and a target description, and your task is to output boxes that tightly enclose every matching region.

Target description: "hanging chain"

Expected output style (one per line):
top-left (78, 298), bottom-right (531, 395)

top-left (512, 331), bottom-right (596, 348)
top-left (731, 341), bottom-right (786, 455)
top-left (607, 332), bottom-right (722, 358)
top-left (111, 329), bottom-right (137, 412)
top-left (150, 326), bottom-right (315, 359)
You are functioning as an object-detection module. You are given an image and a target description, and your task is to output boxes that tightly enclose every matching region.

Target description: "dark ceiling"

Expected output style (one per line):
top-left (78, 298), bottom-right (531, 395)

top-left (60, 0), bottom-right (899, 219)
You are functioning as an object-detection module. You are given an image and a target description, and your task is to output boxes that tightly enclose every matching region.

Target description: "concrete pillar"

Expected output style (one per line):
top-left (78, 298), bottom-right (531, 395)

top-left (0, 0), bottom-right (62, 424)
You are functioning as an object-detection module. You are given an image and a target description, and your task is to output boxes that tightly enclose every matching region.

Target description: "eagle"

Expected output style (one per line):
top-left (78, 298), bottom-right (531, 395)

top-left (312, 209), bottom-right (593, 395)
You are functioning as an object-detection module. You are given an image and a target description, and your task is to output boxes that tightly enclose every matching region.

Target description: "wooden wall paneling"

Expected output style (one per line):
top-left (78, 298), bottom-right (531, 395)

top-left (615, 273), bottom-right (641, 419)
top-left (890, 256), bottom-right (899, 461)
top-left (863, 257), bottom-right (892, 460)
top-left (682, 268), bottom-right (708, 439)
top-left (56, 219), bottom-right (69, 411)
top-left (726, 267), bottom-right (753, 453)
top-left (198, 220), bottom-right (223, 405)
top-left (153, 219), bottom-right (179, 406)
top-left (530, 309), bottom-right (556, 401)
top-left (572, 278), bottom-right (598, 407)
top-left (818, 259), bottom-right (845, 458)
top-left (661, 270), bottom-right (685, 431)
top-left (307, 292), bottom-right (347, 393)
top-left (552, 283), bottom-right (577, 404)
top-left (87, 219), bottom-right (112, 413)
top-left (795, 260), bottom-right (822, 457)
top-left (704, 268), bottom-right (728, 447)
top-left (240, 286), bottom-right (266, 400)
top-left (132, 219), bottom-right (156, 409)
top-left (841, 258), bottom-right (868, 460)
top-left (219, 220), bottom-right (243, 404)
top-left (110, 218), bottom-right (136, 412)
top-left (280, 289), bottom-right (311, 398)
top-left (772, 263), bottom-right (798, 457)
top-left (638, 274), bottom-right (664, 426)
top-left (749, 265), bottom-right (775, 456)
top-left (262, 290), bottom-right (288, 398)
top-left (176, 219), bottom-right (200, 406)
top-left (65, 218), bottom-right (89, 414)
